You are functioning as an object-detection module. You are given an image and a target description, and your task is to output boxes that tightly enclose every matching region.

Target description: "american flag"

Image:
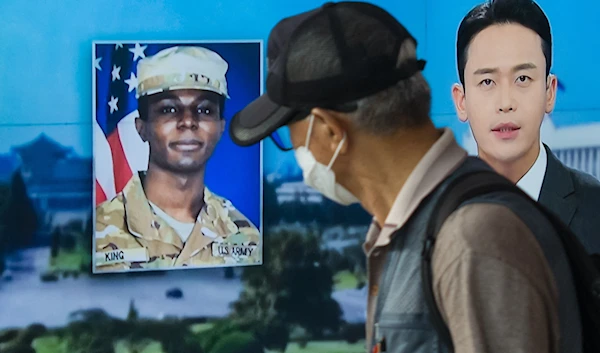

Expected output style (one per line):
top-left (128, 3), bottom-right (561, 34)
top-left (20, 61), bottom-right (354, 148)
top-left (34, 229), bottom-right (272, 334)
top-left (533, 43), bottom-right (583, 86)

top-left (93, 42), bottom-right (193, 206)
top-left (94, 42), bottom-right (150, 206)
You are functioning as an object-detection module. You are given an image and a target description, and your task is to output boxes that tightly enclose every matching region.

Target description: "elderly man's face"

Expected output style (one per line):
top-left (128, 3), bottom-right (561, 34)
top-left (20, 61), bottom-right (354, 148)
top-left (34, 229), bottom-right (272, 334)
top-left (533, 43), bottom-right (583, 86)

top-left (136, 89), bottom-right (225, 174)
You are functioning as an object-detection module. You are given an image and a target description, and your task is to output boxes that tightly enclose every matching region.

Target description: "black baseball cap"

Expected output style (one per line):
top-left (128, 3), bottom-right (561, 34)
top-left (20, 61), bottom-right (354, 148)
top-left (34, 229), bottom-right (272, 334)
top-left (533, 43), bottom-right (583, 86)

top-left (229, 1), bottom-right (426, 147)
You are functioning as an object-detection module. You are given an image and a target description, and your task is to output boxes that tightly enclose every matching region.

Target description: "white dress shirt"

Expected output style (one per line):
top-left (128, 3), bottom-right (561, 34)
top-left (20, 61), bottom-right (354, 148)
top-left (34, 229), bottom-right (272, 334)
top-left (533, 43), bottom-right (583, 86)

top-left (516, 142), bottom-right (548, 201)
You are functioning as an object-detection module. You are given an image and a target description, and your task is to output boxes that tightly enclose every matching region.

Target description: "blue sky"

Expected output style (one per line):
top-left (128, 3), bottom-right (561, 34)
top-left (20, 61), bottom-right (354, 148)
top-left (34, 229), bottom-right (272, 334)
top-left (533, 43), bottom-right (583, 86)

top-left (1, 0), bottom-right (599, 176)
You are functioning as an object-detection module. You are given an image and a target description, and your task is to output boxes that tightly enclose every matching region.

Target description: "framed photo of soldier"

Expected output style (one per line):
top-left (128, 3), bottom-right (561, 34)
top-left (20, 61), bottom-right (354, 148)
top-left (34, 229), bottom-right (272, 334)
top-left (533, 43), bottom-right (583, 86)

top-left (92, 40), bottom-right (263, 274)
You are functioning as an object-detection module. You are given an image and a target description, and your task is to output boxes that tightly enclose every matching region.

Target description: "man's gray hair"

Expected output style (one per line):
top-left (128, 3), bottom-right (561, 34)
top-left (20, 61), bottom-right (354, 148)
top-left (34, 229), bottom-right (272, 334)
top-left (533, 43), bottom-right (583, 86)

top-left (286, 7), bottom-right (431, 135)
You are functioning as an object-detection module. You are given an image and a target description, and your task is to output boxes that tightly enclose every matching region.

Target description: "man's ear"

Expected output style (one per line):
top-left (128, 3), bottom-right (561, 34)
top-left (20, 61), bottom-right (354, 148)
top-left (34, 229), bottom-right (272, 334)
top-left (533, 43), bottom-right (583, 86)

top-left (311, 107), bottom-right (348, 154)
top-left (545, 74), bottom-right (558, 114)
top-left (451, 83), bottom-right (469, 123)
top-left (135, 117), bottom-right (147, 142)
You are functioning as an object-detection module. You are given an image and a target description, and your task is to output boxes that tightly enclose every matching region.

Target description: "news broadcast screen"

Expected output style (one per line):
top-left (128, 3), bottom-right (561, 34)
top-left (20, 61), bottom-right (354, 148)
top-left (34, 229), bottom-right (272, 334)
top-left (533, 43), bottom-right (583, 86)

top-left (0, 1), bottom-right (598, 353)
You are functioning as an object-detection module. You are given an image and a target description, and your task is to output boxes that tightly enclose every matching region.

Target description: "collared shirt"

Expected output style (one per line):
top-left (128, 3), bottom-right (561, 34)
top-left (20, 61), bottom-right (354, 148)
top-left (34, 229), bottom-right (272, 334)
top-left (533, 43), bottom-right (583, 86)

top-left (516, 141), bottom-right (548, 201)
top-left (94, 173), bottom-right (261, 272)
top-left (363, 128), bottom-right (559, 353)
top-left (363, 128), bottom-right (468, 254)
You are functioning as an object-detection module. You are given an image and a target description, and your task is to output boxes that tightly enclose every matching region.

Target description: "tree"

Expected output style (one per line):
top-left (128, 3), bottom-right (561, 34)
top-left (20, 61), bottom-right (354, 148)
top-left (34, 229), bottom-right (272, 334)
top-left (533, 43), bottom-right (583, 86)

top-left (231, 229), bottom-right (343, 350)
top-left (6, 170), bottom-right (38, 248)
top-left (127, 299), bottom-right (139, 321)
top-left (263, 179), bottom-right (281, 226)
top-left (0, 183), bottom-right (11, 274)
top-left (81, 215), bottom-right (93, 273)
top-left (223, 267), bottom-right (234, 279)
top-left (50, 227), bottom-right (61, 258)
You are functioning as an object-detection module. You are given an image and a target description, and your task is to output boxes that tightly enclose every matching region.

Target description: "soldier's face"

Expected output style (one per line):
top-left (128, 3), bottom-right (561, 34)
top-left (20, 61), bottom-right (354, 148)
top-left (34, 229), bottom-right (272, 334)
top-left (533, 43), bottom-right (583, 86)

top-left (137, 89), bottom-right (225, 174)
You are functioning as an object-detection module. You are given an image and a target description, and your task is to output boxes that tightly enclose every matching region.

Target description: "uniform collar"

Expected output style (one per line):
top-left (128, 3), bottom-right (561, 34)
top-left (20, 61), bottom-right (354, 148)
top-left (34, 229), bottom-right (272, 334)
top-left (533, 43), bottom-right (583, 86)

top-left (121, 172), bottom-right (234, 251)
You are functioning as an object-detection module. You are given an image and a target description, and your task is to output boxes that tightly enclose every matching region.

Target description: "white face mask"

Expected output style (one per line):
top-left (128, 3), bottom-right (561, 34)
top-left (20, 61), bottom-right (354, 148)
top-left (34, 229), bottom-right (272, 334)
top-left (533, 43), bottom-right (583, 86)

top-left (294, 115), bottom-right (360, 206)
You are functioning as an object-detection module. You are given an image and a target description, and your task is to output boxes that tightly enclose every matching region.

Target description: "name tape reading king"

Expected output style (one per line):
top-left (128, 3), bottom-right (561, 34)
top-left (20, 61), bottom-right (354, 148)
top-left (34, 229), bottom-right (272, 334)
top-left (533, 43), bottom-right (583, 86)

top-left (96, 248), bottom-right (148, 266)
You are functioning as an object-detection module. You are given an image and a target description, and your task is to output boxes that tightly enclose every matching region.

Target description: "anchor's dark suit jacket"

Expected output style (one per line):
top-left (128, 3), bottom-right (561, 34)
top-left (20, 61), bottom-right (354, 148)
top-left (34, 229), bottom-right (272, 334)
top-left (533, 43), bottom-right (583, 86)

top-left (539, 144), bottom-right (600, 254)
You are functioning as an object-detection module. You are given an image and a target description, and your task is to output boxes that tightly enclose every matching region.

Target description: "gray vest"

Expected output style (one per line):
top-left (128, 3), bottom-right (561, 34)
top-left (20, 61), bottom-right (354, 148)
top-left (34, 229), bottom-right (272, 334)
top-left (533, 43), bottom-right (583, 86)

top-left (371, 157), bottom-right (582, 353)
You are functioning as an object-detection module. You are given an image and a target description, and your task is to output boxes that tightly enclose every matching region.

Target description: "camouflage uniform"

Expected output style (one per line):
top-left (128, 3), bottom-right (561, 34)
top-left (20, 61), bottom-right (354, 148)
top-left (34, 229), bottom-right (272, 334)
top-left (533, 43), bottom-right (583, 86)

top-left (94, 173), bottom-right (261, 272)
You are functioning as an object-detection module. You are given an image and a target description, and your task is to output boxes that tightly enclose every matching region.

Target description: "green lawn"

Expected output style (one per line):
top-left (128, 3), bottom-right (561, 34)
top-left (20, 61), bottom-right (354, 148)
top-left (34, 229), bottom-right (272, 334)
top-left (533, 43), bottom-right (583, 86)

top-left (49, 248), bottom-right (90, 272)
top-left (32, 336), bottom-right (167, 353)
top-left (190, 323), bottom-right (215, 334)
top-left (31, 336), bottom-right (68, 353)
top-left (31, 335), bottom-right (365, 353)
top-left (333, 270), bottom-right (359, 291)
top-left (284, 340), bottom-right (366, 353)
top-left (114, 339), bottom-right (164, 353)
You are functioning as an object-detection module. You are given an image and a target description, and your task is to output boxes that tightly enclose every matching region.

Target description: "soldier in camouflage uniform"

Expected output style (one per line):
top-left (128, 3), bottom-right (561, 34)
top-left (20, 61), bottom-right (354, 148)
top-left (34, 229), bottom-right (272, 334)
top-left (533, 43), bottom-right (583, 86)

top-left (94, 46), bottom-right (261, 272)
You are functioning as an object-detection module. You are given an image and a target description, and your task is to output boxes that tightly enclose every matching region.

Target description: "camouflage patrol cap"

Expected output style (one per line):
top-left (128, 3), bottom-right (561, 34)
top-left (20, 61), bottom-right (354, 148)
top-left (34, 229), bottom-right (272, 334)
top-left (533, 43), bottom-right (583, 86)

top-left (136, 46), bottom-right (230, 99)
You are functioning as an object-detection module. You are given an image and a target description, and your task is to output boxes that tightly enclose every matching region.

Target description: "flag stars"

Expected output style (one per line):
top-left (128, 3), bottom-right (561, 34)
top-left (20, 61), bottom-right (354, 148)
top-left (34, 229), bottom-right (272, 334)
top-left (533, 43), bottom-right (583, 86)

top-left (111, 65), bottom-right (121, 81)
top-left (115, 43), bottom-right (123, 50)
top-left (108, 96), bottom-right (119, 114)
top-left (124, 72), bottom-right (138, 93)
top-left (129, 43), bottom-right (147, 61)
top-left (94, 57), bottom-right (102, 71)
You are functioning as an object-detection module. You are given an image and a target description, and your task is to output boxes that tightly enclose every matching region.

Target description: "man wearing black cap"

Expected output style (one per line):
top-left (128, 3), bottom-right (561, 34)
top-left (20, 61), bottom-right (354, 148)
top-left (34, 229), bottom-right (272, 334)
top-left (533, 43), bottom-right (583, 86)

top-left (230, 2), bottom-right (581, 352)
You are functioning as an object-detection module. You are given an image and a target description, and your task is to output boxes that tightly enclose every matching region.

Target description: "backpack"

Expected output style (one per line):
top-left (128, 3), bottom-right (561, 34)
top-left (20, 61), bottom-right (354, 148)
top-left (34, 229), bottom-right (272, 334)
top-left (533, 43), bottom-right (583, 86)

top-left (421, 169), bottom-right (600, 352)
